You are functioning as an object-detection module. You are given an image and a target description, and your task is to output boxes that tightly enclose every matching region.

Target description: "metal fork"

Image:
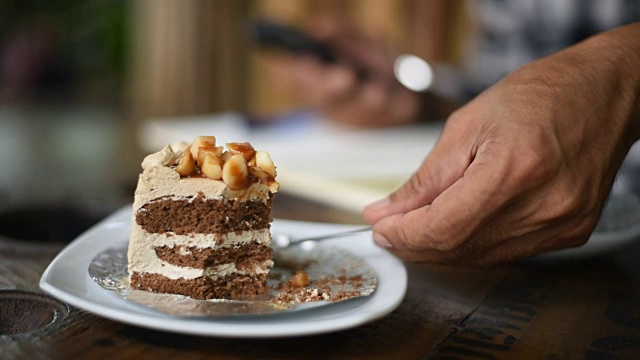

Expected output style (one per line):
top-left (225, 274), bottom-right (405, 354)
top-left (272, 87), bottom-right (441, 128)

top-left (271, 226), bottom-right (372, 250)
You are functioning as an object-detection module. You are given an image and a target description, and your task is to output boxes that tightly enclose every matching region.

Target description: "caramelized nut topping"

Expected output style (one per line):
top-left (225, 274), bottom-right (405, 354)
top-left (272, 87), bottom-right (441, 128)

top-left (249, 166), bottom-right (271, 182)
top-left (248, 155), bottom-right (257, 167)
top-left (174, 149), bottom-right (196, 176)
top-left (289, 271), bottom-right (311, 287)
top-left (255, 151), bottom-right (277, 178)
top-left (201, 154), bottom-right (223, 180)
top-left (227, 142), bottom-right (255, 162)
top-left (172, 136), bottom-right (278, 190)
top-left (220, 151), bottom-right (233, 162)
top-left (196, 146), bottom-right (222, 167)
top-left (222, 154), bottom-right (249, 190)
top-left (190, 136), bottom-right (216, 161)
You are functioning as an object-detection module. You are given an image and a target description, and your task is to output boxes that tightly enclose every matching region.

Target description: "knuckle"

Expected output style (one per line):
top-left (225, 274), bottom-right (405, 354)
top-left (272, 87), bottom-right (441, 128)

top-left (433, 237), bottom-right (462, 252)
top-left (559, 192), bottom-right (585, 219)
top-left (387, 215), bottom-right (459, 252)
top-left (565, 216), bottom-right (599, 243)
top-left (502, 127), bottom-right (561, 192)
top-left (393, 223), bottom-right (424, 250)
top-left (508, 151), bottom-right (552, 191)
top-left (569, 234), bottom-right (590, 247)
top-left (544, 181), bottom-right (596, 224)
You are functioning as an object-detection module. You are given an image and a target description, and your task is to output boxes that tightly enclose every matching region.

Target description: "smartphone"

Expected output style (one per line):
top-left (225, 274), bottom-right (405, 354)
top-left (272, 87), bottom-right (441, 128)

top-left (251, 19), bottom-right (371, 80)
top-left (251, 20), bottom-right (337, 63)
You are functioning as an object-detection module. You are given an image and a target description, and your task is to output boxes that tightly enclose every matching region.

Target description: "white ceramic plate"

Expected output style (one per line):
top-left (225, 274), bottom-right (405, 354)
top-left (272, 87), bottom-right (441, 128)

top-left (39, 206), bottom-right (408, 338)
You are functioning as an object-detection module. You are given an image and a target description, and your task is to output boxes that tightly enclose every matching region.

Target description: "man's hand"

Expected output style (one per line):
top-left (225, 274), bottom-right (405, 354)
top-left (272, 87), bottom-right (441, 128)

top-left (363, 24), bottom-right (640, 264)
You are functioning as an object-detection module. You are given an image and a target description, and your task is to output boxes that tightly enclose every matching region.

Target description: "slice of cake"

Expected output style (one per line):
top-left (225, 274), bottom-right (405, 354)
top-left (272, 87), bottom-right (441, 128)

top-left (128, 136), bottom-right (279, 300)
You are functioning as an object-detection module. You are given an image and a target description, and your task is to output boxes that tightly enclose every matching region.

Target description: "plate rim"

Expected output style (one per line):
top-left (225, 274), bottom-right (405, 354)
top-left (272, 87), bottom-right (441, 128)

top-left (39, 205), bottom-right (408, 338)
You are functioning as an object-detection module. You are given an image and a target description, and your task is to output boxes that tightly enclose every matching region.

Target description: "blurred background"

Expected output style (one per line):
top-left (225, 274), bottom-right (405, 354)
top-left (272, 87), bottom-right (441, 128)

top-left (0, 0), bottom-right (468, 239)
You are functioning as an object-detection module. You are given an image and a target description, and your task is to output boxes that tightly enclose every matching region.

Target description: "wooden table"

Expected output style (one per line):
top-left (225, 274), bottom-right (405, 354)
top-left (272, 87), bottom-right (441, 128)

top-left (2, 193), bottom-right (640, 359)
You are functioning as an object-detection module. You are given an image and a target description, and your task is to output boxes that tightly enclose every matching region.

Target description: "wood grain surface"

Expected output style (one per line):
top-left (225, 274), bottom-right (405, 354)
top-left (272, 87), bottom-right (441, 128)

top-left (2, 193), bottom-right (640, 359)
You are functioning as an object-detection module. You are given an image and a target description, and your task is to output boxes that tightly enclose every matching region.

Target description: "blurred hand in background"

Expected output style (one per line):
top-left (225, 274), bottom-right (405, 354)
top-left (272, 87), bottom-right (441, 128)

top-left (264, 17), bottom-right (455, 127)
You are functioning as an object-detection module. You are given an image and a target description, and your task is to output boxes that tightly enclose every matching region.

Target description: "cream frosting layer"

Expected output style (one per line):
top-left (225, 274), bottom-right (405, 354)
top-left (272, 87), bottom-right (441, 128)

top-left (133, 259), bottom-right (273, 281)
top-left (128, 226), bottom-right (272, 279)
top-left (204, 260), bottom-right (274, 280)
top-left (133, 166), bottom-right (274, 209)
top-left (130, 226), bottom-right (270, 250)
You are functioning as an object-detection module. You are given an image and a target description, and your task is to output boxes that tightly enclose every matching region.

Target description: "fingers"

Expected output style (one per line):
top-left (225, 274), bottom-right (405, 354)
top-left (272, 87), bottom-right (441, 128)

top-left (363, 157), bottom-right (442, 224)
top-left (370, 150), bottom-right (513, 253)
top-left (363, 119), bottom-right (475, 223)
top-left (382, 233), bottom-right (584, 265)
top-left (376, 222), bottom-right (534, 265)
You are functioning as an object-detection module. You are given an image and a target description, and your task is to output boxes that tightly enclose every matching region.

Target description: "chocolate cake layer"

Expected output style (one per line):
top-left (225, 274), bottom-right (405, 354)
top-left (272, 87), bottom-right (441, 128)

top-left (154, 242), bottom-right (272, 269)
top-left (136, 194), bottom-right (273, 234)
top-left (130, 272), bottom-right (269, 299)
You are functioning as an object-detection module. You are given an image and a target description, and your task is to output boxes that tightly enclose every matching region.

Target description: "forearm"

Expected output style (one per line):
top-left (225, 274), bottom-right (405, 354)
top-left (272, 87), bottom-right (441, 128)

top-left (519, 23), bottom-right (640, 146)
top-left (503, 24), bottom-right (640, 167)
top-left (589, 22), bottom-right (640, 143)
